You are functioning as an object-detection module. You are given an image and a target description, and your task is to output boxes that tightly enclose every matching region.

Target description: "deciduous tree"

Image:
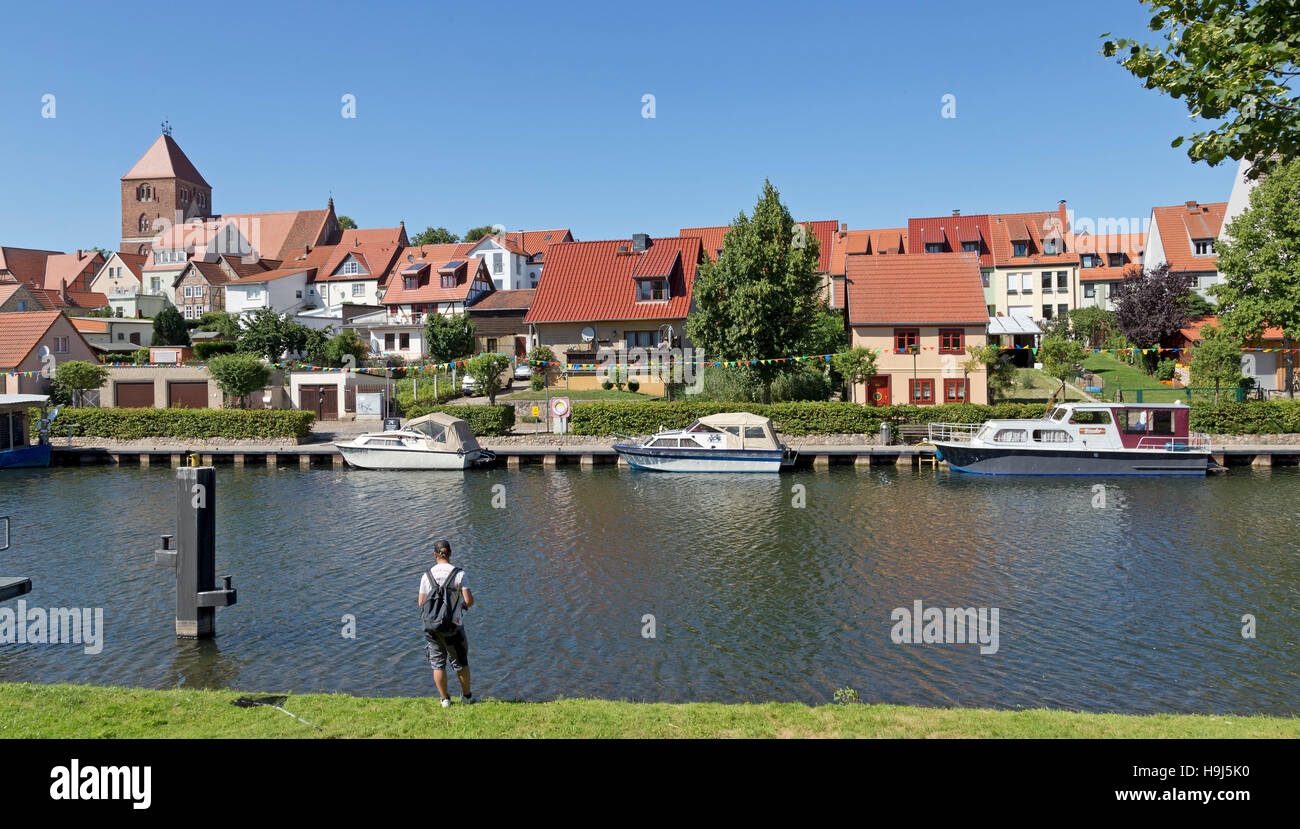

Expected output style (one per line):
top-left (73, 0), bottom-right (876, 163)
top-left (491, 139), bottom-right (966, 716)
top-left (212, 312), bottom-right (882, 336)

top-left (1189, 323), bottom-right (1246, 402)
top-left (1213, 158), bottom-right (1300, 397)
top-left (207, 353), bottom-right (272, 408)
top-left (1102, 0), bottom-right (1300, 177)
top-left (1113, 263), bottom-right (1193, 372)
top-left (152, 306), bottom-right (190, 346)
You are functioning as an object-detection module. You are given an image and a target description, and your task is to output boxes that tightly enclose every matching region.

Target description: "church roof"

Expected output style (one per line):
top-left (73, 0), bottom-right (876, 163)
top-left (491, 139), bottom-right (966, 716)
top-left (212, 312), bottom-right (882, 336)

top-left (121, 134), bottom-right (211, 188)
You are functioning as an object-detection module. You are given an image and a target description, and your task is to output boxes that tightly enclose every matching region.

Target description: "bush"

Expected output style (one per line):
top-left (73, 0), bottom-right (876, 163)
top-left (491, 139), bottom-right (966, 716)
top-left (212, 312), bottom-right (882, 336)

top-left (601, 380), bottom-right (614, 390)
top-left (193, 341), bottom-right (239, 360)
top-left (42, 408), bottom-right (315, 440)
top-left (568, 401), bottom-right (1049, 437)
top-left (1190, 400), bottom-right (1300, 434)
top-left (394, 375), bottom-right (457, 414)
top-left (1154, 358), bottom-right (1177, 382)
top-left (530, 373), bottom-right (546, 392)
top-left (403, 404), bottom-right (515, 436)
top-left (627, 379), bottom-right (640, 393)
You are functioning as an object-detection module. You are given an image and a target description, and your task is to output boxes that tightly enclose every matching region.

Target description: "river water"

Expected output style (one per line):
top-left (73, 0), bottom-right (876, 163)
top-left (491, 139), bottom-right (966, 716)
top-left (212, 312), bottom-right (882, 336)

top-left (0, 464), bottom-right (1296, 714)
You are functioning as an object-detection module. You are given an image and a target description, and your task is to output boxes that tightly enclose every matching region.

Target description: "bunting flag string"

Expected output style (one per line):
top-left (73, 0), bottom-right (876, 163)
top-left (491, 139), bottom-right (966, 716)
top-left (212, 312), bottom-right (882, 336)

top-left (11, 344), bottom-right (1300, 381)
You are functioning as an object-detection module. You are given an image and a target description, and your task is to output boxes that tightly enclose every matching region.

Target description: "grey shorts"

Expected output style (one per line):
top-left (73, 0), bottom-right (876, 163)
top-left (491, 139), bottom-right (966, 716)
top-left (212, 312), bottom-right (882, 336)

top-left (424, 627), bottom-right (469, 672)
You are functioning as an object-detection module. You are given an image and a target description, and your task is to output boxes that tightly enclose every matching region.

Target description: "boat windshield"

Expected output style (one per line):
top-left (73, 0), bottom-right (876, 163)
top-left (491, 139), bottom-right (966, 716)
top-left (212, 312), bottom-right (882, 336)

top-left (686, 421), bottom-right (721, 433)
top-left (1050, 407), bottom-right (1069, 421)
top-left (408, 421), bottom-right (448, 442)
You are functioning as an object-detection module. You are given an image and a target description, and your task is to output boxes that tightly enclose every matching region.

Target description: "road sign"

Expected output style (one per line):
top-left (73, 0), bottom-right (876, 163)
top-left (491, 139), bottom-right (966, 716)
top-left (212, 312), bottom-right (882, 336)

top-left (550, 397), bottom-right (571, 419)
top-left (531, 405), bottom-right (540, 418)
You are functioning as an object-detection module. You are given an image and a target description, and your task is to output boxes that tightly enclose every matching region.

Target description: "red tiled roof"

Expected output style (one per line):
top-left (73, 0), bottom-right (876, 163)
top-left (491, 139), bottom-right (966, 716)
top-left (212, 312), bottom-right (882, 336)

top-left (828, 227), bottom-right (909, 307)
top-left (0, 247), bottom-right (102, 292)
top-left (148, 207), bottom-right (335, 264)
top-left (22, 288), bottom-right (107, 311)
top-left (220, 255), bottom-right (281, 280)
top-left (65, 291), bottom-right (108, 309)
top-left (113, 252), bottom-right (148, 279)
top-left (381, 247), bottom-right (494, 305)
top-left (71, 318), bottom-right (109, 334)
top-left (1180, 314), bottom-right (1283, 342)
top-left (845, 252), bottom-right (987, 326)
top-left (907, 215), bottom-right (995, 268)
top-left (317, 229), bottom-right (406, 282)
top-left (0, 311), bottom-right (75, 367)
top-left (502, 229), bottom-right (573, 259)
top-left (681, 220), bottom-right (838, 270)
top-left (526, 237), bottom-right (702, 324)
top-left (469, 289), bottom-right (536, 312)
top-left (1151, 201), bottom-right (1227, 273)
top-left (121, 134), bottom-right (211, 188)
top-left (1076, 232), bottom-right (1145, 281)
top-left (988, 209), bottom-right (1075, 266)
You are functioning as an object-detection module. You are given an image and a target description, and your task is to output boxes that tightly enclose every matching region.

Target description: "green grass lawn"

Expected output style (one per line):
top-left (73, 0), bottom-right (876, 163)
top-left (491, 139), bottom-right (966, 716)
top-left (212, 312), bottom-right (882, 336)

top-left (1, 683), bottom-right (1295, 738)
top-left (499, 388), bottom-right (661, 401)
top-left (1004, 368), bottom-right (1088, 403)
top-left (1082, 353), bottom-right (1162, 399)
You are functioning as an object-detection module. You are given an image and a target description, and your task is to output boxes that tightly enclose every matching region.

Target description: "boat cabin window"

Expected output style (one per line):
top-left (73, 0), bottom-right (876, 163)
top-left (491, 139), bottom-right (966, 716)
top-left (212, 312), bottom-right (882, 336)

top-left (368, 438), bottom-right (404, 447)
top-left (1032, 429), bottom-right (1073, 443)
top-left (744, 426), bottom-right (767, 439)
top-left (993, 429), bottom-right (1028, 443)
top-left (723, 426), bottom-right (741, 437)
top-left (650, 438), bottom-right (679, 447)
top-left (1050, 407), bottom-right (1068, 422)
top-left (1069, 410), bottom-right (1111, 425)
top-left (1117, 409), bottom-right (1175, 436)
top-left (687, 422), bottom-right (721, 433)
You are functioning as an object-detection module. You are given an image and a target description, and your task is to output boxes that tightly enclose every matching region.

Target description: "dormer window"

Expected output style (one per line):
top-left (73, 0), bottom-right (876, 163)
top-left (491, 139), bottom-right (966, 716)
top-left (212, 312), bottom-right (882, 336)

top-left (1193, 238), bottom-right (1215, 255)
top-left (440, 273), bottom-right (455, 289)
top-left (343, 260), bottom-right (361, 275)
top-left (404, 276), bottom-right (418, 290)
top-left (637, 279), bottom-right (667, 301)
top-left (1107, 252), bottom-right (1124, 267)
top-left (925, 242), bottom-right (944, 254)
top-left (1081, 254), bottom-right (1099, 268)
top-left (1013, 242), bottom-right (1028, 257)
top-left (1043, 238), bottom-right (1059, 255)
top-left (961, 241), bottom-right (979, 253)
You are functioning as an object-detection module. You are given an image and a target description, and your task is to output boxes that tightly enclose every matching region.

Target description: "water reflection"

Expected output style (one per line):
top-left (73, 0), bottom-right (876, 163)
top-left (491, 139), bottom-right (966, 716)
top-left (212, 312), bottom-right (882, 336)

top-left (0, 465), bottom-right (1296, 713)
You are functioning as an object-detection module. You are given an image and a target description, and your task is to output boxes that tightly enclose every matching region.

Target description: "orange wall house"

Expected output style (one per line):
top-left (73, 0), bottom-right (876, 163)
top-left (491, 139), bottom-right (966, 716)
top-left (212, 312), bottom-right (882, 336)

top-left (845, 252), bottom-right (989, 406)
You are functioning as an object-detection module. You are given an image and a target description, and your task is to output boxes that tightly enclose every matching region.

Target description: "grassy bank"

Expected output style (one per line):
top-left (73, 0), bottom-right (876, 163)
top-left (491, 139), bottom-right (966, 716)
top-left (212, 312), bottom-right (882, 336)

top-left (1, 683), bottom-right (1294, 738)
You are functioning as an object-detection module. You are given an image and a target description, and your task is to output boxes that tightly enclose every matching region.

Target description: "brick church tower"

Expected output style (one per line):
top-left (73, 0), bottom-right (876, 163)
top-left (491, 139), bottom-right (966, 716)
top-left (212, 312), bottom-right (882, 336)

top-left (120, 129), bottom-right (212, 253)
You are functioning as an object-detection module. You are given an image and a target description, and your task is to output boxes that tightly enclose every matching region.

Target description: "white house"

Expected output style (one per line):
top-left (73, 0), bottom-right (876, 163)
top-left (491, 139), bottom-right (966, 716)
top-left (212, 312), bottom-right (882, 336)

top-left (1143, 200), bottom-right (1228, 299)
top-left (224, 268), bottom-right (320, 316)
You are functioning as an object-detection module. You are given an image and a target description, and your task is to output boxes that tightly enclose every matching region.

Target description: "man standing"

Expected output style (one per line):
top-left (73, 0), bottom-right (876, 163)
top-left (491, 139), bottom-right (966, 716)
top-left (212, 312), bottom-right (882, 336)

top-left (417, 539), bottom-right (476, 707)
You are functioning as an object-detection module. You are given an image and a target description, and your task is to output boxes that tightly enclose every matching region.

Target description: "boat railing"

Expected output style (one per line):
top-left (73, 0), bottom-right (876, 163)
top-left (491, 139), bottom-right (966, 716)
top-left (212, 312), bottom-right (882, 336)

top-left (1136, 434), bottom-right (1212, 452)
top-left (927, 423), bottom-right (982, 443)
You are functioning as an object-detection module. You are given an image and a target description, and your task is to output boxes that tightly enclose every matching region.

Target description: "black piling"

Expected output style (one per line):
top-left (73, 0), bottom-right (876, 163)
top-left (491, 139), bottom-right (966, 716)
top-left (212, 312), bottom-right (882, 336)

top-left (153, 465), bottom-right (237, 638)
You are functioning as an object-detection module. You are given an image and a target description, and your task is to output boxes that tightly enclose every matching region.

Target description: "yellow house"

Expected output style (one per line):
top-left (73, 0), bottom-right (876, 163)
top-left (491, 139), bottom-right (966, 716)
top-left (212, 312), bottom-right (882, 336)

top-left (845, 252), bottom-right (990, 405)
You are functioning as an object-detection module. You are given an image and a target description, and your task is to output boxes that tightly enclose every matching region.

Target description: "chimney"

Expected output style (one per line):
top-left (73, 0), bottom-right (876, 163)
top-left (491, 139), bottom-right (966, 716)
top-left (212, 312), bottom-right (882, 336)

top-left (1185, 200), bottom-right (1199, 212)
top-left (631, 233), bottom-right (650, 252)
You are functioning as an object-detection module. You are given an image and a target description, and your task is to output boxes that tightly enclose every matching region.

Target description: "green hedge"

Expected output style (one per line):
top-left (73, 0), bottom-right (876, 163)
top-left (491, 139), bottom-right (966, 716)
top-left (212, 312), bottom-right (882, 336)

top-left (1190, 400), bottom-right (1300, 434)
top-left (192, 341), bottom-right (239, 359)
top-left (569, 399), bottom-right (1300, 436)
top-left (569, 401), bottom-right (1050, 437)
top-left (404, 405), bottom-right (515, 436)
top-left (43, 407), bottom-right (315, 440)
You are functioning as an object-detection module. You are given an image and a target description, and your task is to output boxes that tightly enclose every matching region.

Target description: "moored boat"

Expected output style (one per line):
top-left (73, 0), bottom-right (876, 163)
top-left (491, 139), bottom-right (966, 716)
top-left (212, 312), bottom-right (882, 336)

top-left (0, 395), bottom-right (53, 470)
top-left (613, 412), bottom-right (797, 473)
top-left (928, 401), bottom-right (1211, 476)
top-left (335, 412), bottom-right (495, 470)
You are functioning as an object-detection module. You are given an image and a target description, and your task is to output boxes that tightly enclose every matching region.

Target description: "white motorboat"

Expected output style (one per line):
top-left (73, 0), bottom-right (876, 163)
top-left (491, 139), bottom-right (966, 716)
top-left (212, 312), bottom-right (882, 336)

top-left (335, 412), bottom-right (495, 470)
top-left (928, 401), bottom-right (1211, 476)
top-left (613, 412), bottom-right (797, 473)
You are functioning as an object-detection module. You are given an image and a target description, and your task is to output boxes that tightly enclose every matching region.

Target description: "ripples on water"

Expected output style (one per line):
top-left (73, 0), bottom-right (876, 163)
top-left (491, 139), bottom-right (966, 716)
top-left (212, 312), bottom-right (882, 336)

top-left (0, 465), bottom-right (1296, 714)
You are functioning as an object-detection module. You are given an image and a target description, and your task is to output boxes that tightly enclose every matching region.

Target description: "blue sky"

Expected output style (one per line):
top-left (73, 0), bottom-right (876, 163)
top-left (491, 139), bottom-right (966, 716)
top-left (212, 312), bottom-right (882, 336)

top-left (0, 0), bottom-right (1236, 251)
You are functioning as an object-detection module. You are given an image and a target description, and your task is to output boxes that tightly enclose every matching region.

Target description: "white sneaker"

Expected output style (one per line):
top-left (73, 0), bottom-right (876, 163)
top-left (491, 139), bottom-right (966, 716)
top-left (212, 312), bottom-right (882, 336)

top-left (440, 698), bottom-right (452, 708)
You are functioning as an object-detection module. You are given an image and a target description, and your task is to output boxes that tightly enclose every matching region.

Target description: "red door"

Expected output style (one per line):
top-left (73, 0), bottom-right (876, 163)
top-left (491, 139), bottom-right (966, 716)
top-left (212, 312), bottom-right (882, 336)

top-left (867, 376), bottom-right (890, 407)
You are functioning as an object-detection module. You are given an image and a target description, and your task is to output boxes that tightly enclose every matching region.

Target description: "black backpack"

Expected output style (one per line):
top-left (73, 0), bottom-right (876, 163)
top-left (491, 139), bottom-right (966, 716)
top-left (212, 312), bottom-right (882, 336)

top-left (421, 566), bottom-right (463, 634)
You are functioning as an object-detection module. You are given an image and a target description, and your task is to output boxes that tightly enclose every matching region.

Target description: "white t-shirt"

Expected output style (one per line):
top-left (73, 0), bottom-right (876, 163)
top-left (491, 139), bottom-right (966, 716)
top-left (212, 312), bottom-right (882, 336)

top-left (419, 563), bottom-right (469, 625)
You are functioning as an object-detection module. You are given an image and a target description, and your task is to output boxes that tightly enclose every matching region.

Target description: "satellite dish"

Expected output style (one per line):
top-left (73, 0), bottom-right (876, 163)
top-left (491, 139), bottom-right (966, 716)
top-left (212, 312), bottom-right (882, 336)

top-left (580, 327), bottom-right (595, 343)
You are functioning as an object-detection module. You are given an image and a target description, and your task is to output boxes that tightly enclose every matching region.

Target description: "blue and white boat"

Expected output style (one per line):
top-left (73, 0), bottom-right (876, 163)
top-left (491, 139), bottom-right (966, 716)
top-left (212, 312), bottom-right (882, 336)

top-left (613, 412), bottom-right (797, 473)
top-left (0, 395), bottom-right (53, 469)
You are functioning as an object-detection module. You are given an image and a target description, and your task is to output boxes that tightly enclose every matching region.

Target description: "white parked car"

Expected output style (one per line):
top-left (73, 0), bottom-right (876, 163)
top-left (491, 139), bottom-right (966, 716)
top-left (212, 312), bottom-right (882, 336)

top-left (513, 363), bottom-right (533, 381)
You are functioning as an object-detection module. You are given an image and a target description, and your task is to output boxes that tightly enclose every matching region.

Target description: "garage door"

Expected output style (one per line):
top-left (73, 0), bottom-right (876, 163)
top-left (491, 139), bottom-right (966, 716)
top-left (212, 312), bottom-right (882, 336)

top-left (115, 382), bottom-right (155, 408)
top-left (300, 385), bottom-right (338, 420)
top-left (168, 382), bottom-right (209, 409)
